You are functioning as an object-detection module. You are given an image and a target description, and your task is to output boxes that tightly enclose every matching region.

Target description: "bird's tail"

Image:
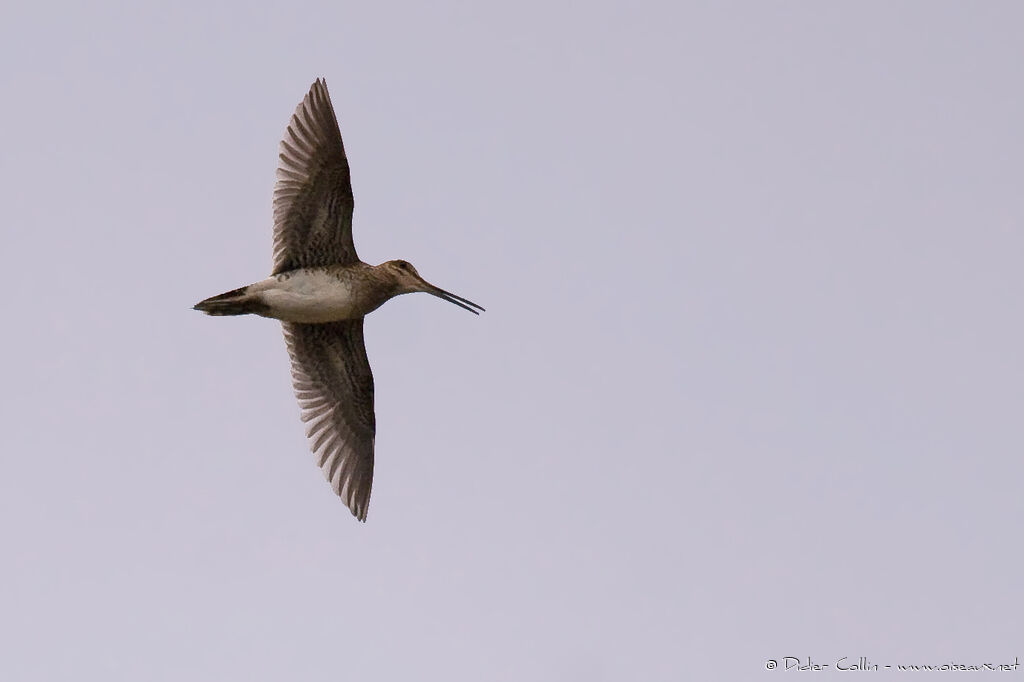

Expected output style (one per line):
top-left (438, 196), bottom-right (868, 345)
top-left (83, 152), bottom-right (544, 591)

top-left (193, 286), bottom-right (268, 316)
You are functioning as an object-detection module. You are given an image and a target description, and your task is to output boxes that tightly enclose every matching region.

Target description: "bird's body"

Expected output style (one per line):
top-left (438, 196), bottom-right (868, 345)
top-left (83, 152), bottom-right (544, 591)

top-left (259, 266), bottom-right (381, 323)
top-left (200, 264), bottom-right (397, 323)
top-left (194, 79), bottom-right (483, 521)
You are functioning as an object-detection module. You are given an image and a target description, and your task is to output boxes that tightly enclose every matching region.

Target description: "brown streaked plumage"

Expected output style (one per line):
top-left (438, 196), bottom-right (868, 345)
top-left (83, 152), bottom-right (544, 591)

top-left (194, 79), bottom-right (484, 521)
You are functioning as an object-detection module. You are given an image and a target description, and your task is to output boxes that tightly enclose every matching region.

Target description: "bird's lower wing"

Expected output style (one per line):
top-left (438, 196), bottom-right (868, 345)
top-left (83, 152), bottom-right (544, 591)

top-left (282, 320), bottom-right (375, 521)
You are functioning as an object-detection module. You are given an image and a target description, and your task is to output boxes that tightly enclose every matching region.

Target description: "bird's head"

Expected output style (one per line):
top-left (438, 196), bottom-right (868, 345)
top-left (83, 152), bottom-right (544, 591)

top-left (382, 260), bottom-right (485, 315)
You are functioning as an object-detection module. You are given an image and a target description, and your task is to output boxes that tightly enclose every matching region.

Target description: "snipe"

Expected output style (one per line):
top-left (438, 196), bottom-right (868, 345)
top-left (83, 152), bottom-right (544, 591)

top-left (195, 79), bottom-right (483, 521)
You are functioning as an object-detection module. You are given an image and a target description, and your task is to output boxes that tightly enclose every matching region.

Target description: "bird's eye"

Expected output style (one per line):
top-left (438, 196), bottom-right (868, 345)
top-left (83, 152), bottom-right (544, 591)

top-left (398, 261), bottom-right (409, 269)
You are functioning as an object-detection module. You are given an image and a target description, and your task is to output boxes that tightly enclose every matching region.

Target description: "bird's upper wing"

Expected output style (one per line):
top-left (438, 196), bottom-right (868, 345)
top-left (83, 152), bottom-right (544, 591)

top-left (272, 79), bottom-right (358, 274)
top-left (283, 320), bottom-right (375, 521)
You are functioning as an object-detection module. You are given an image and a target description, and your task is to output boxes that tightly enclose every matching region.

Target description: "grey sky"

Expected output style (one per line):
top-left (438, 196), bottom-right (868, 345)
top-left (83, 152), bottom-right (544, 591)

top-left (3, 2), bottom-right (1023, 680)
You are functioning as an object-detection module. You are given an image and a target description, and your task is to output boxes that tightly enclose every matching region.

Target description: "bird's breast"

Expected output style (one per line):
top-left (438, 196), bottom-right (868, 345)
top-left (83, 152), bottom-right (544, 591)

top-left (251, 268), bottom-right (388, 323)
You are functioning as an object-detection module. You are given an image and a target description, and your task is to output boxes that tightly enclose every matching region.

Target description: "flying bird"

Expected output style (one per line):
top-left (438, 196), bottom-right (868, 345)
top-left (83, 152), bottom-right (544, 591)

top-left (194, 79), bottom-right (484, 521)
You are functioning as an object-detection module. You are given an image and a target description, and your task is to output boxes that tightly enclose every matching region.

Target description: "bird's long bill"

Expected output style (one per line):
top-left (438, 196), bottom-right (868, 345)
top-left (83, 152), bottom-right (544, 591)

top-left (421, 280), bottom-right (485, 315)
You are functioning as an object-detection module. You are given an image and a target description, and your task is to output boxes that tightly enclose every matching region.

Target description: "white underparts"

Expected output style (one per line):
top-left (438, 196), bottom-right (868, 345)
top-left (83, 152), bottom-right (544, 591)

top-left (249, 269), bottom-right (375, 323)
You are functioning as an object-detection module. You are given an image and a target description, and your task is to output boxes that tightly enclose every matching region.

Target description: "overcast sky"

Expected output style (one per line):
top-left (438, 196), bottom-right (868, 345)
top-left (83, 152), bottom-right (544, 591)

top-left (3, 2), bottom-right (1023, 680)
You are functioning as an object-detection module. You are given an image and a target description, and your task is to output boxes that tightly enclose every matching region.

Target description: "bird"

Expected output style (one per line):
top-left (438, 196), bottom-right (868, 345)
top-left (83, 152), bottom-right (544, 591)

top-left (194, 79), bottom-right (484, 521)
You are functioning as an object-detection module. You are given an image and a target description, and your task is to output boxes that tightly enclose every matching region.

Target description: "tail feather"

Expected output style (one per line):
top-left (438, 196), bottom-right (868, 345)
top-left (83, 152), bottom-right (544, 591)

top-left (194, 286), bottom-right (268, 316)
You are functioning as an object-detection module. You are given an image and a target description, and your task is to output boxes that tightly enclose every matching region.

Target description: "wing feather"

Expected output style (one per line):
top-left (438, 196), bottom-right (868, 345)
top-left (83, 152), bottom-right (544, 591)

top-left (282, 320), bottom-right (375, 521)
top-left (272, 79), bottom-right (358, 274)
